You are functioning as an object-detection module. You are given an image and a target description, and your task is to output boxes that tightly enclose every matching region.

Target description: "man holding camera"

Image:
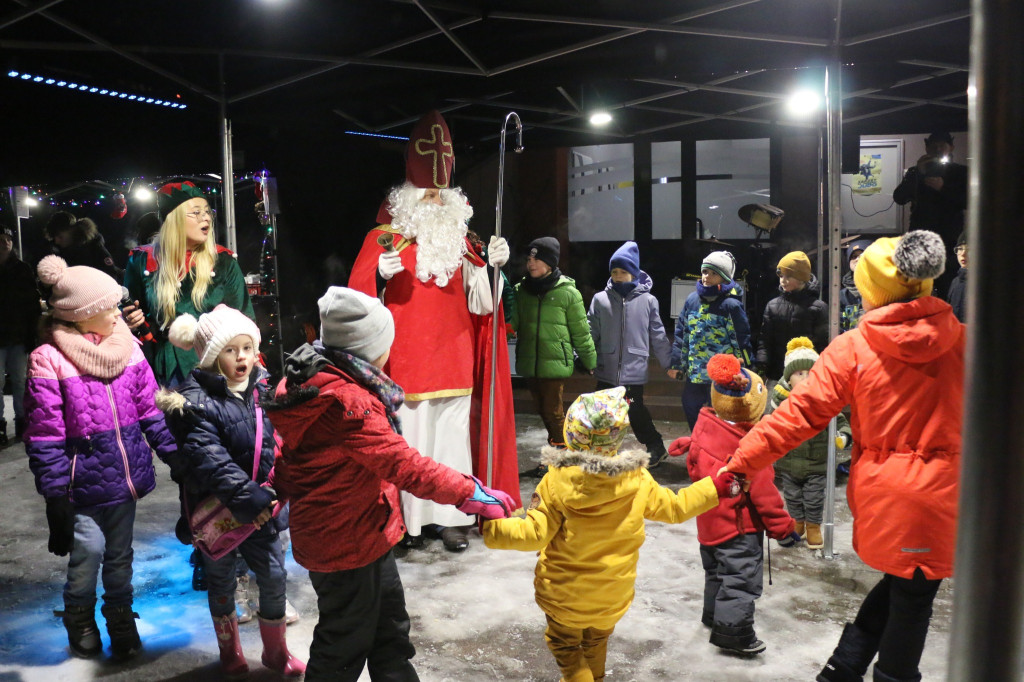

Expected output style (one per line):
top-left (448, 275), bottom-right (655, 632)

top-left (893, 131), bottom-right (968, 296)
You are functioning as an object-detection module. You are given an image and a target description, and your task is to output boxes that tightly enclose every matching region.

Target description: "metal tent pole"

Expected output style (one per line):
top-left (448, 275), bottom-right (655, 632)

top-left (949, 1), bottom-right (1024, 679)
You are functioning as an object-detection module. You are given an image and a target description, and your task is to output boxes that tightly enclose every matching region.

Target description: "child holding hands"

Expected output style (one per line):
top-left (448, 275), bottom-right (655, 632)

top-left (24, 256), bottom-right (181, 660)
top-left (265, 287), bottom-right (514, 681)
top-left (483, 386), bottom-right (737, 682)
top-left (670, 354), bottom-right (797, 655)
top-left (158, 304), bottom-right (305, 678)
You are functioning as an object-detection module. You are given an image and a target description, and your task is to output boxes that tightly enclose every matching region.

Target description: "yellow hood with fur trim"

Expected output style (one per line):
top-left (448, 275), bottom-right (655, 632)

top-left (483, 446), bottom-right (718, 629)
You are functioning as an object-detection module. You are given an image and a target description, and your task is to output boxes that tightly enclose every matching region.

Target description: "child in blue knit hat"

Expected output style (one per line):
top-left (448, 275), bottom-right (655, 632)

top-left (587, 241), bottom-right (674, 466)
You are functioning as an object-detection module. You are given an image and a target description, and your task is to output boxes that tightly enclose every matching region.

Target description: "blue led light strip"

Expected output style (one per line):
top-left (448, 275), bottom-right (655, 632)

top-left (344, 130), bottom-right (409, 141)
top-left (7, 70), bottom-right (188, 109)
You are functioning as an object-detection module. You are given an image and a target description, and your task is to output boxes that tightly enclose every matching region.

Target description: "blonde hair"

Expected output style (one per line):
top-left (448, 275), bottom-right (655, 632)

top-left (153, 203), bottom-right (217, 327)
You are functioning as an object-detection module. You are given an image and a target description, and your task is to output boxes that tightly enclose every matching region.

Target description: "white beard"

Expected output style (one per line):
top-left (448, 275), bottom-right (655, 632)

top-left (386, 183), bottom-right (473, 288)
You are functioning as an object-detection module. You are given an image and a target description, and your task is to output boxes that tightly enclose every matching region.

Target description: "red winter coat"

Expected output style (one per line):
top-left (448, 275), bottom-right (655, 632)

top-left (266, 361), bottom-right (475, 573)
top-left (680, 408), bottom-right (794, 545)
top-left (728, 296), bottom-right (964, 580)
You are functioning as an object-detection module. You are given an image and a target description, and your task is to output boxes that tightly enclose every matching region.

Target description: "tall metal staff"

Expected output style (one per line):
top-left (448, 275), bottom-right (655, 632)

top-left (487, 112), bottom-right (523, 487)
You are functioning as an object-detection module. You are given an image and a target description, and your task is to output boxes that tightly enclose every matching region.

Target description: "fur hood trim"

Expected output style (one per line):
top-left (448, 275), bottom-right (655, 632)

top-left (541, 445), bottom-right (649, 476)
top-left (155, 387), bottom-right (186, 414)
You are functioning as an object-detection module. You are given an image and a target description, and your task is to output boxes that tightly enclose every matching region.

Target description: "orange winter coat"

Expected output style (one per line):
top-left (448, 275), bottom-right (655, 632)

top-left (728, 296), bottom-right (964, 579)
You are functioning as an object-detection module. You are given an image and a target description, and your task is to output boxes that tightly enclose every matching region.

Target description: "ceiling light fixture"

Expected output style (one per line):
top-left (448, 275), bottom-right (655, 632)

top-left (589, 111), bottom-right (613, 126)
top-left (786, 89), bottom-right (821, 116)
top-left (6, 70), bottom-right (188, 109)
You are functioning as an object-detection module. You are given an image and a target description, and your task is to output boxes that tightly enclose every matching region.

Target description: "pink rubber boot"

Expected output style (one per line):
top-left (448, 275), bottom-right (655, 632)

top-left (212, 613), bottom-right (249, 680)
top-left (258, 615), bottom-right (306, 676)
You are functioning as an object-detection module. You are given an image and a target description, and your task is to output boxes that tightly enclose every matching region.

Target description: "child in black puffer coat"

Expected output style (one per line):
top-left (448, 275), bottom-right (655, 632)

top-left (755, 251), bottom-right (829, 379)
top-left (157, 304), bottom-right (305, 679)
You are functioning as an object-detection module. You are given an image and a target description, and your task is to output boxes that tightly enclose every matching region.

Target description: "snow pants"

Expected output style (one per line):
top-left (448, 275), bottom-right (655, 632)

top-left (778, 471), bottom-right (827, 524)
top-left (699, 532), bottom-right (764, 629)
top-left (306, 550), bottom-right (418, 682)
top-left (543, 614), bottom-right (615, 682)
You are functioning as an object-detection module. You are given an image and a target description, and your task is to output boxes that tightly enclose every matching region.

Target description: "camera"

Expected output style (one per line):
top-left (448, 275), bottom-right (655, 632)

top-left (920, 155), bottom-right (947, 178)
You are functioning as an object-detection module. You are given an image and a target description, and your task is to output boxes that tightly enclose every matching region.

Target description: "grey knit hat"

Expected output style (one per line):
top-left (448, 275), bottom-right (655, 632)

top-left (318, 286), bottom-right (395, 363)
top-left (701, 250), bottom-right (736, 281)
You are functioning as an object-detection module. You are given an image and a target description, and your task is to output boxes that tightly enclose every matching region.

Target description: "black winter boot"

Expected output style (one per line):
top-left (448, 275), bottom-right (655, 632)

top-left (54, 602), bottom-right (102, 658)
top-left (101, 604), bottom-right (141, 659)
top-left (0, 419), bottom-right (8, 447)
top-left (872, 666), bottom-right (922, 682)
top-left (14, 416), bottom-right (26, 438)
top-left (709, 623), bottom-right (766, 655)
top-left (818, 655), bottom-right (864, 682)
top-left (818, 622), bottom-right (881, 680)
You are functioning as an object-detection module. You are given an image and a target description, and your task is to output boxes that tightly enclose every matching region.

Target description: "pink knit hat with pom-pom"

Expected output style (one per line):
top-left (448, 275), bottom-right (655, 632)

top-left (38, 255), bottom-right (122, 321)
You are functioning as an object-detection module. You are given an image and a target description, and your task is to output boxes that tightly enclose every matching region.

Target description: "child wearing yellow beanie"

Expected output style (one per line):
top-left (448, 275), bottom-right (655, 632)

top-left (724, 229), bottom-right (961, 681)
top-left (754, 250), bottom-right (828, 379)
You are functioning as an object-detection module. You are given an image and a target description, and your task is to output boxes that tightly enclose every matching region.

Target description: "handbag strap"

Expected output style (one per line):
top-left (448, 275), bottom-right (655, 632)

top-left (251, 387), bottom-right (263, 481)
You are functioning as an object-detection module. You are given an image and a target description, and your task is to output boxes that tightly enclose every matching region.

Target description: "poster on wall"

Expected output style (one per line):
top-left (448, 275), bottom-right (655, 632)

top-left (840, 139), bottom-right (904, 234)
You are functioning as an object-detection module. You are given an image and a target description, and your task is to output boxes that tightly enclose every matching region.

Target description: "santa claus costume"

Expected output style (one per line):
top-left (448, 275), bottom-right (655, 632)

top-left (349, 111), bottom-right (521, 549)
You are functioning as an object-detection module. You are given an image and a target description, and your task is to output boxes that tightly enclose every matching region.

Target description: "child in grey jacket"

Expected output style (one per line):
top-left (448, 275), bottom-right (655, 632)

top-left (588, 241), bottom-right (674, 465)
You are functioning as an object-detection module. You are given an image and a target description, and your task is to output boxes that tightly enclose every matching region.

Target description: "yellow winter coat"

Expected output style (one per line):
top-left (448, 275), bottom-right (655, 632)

top-left (483, 446), bottom-right (719, 630)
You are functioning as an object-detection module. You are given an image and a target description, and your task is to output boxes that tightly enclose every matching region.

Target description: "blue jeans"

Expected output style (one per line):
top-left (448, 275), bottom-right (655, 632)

top-left (0, 343), bottom-right (27, 422)
top-left (64, 501), bottom-right (137, 608)
top-left (203, 529), bottom-right (286, 620)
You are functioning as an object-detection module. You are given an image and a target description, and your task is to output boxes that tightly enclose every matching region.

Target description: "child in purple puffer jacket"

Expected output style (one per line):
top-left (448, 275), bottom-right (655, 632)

top-left (24, 256), bottom-right (181, 661)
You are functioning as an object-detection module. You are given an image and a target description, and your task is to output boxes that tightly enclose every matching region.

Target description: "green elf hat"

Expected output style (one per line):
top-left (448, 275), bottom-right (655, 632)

top-left (157, 181), bottom-right (206, 221)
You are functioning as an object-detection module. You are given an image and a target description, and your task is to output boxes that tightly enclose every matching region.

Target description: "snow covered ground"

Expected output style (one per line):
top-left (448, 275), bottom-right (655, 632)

top-left (0, 394), bottom-right (953, 680)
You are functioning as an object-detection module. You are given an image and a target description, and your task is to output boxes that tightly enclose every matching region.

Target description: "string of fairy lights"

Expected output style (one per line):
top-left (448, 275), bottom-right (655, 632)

top-left (0, 174), bottom-right (275, 212)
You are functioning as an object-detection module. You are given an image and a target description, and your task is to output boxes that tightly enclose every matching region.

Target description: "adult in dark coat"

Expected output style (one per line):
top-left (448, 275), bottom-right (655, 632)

top-left (946, 231), bottom-right (968, 323)
top-left (44, 212), bottom-right (123, 281)
top-left (892, 132), bottom-right (968, 297)
top-left (0, 228), bottom-right (40, 444)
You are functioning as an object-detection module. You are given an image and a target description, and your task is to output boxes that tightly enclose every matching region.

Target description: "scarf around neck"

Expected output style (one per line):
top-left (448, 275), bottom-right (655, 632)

top-left (316, 342), bottom-right (405, 435)
top-left (51, 317), bottom-right (137, 379)
top-left (523, 267), bottom-right (562, 295)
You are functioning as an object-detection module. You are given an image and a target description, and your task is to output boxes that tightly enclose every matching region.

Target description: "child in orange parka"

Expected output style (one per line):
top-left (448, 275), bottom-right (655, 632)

top-left (669, 353), bottom-right (798, 656)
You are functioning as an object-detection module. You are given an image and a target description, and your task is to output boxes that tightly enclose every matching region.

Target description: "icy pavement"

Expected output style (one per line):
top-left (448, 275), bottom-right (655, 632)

top-left (0, 395), bottom-right (952, 680)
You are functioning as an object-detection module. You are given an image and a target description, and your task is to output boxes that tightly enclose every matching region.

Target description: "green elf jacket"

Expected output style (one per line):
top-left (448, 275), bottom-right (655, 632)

top-left (124, 244), bottom-right (253, 386)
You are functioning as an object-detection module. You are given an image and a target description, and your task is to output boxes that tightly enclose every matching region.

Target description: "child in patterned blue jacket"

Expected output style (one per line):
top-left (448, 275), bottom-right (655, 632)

top-left (668, 250), bottom-right (752, 432)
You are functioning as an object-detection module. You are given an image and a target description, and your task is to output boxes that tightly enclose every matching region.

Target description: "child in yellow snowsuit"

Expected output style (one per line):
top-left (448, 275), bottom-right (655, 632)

top-left (482, 386), bottom-right (737, 682)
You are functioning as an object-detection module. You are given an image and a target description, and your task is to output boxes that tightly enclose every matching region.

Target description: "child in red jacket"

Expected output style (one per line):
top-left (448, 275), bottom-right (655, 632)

top-left (670, 353), bottom-right (798, 655)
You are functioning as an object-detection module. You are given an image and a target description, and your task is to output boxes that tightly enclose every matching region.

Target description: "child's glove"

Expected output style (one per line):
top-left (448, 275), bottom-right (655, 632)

top-left (776, 531), bottom-right (803, 547)
top-left (45, 496), bottom-right (75, 557)
top-left (710, 470), bottom-right (741, 499)
top-left (457, 476), bottom-right (515, 520)
top-left (835, 433), bottom-right (851, 450)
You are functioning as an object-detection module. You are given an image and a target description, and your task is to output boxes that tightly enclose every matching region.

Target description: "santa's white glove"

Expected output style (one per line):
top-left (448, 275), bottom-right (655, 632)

top-left (488, 236), bottom-right (510, 268)
top-left (378, 250), bottom-right (403, 280)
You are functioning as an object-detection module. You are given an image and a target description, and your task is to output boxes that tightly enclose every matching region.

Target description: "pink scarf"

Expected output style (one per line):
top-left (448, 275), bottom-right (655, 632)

top-left (51, 318), bottom-right (138, 379)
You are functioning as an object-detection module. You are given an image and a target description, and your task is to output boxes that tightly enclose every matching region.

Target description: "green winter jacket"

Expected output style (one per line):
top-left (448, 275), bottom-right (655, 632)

top-left (767, 378), bottom-right (852, 479)
top-left (511, 275), bottom-right (596, 379)
top-left (124, 245), bottom-right (254, 386)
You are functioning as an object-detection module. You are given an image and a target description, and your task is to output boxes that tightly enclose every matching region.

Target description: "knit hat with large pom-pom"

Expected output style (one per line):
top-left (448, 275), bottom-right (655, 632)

top-left (168, 304), bottom-right (261, 369)
top-left (708, 354), bottom-right (767, 424)
top-left (38, 255), bottom-right (122, 322)
top-left (783, 337), bottom-right (819, 383)
top-left (854, 230), bottom-right (946, 308)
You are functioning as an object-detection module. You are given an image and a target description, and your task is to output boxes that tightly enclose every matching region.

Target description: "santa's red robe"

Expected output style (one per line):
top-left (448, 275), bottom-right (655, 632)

top-left (349, 225), bottom-right (522, 508)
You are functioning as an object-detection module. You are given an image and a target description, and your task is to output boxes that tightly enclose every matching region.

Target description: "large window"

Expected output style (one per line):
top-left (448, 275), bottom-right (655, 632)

top-left (567, 143), bottom-right (634, 242)
top-left (651, 141), bottom-right (683, 240)
top-left (695, 139), bottom-right (770, 241)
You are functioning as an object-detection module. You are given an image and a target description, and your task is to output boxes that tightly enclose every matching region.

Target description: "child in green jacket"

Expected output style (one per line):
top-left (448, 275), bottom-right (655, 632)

top-left (511, 237), bottom-right (596, 462)
top-left (768, 337), bottom-right (852, 549)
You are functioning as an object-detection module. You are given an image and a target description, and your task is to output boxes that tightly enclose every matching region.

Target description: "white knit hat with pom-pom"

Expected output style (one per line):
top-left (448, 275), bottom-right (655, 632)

top-left (783, 337), bottom-right (819, 382)
top-left (37, 255), bottom-right (122, 321)
top-left (168, 304), bottom-right (261, 369)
